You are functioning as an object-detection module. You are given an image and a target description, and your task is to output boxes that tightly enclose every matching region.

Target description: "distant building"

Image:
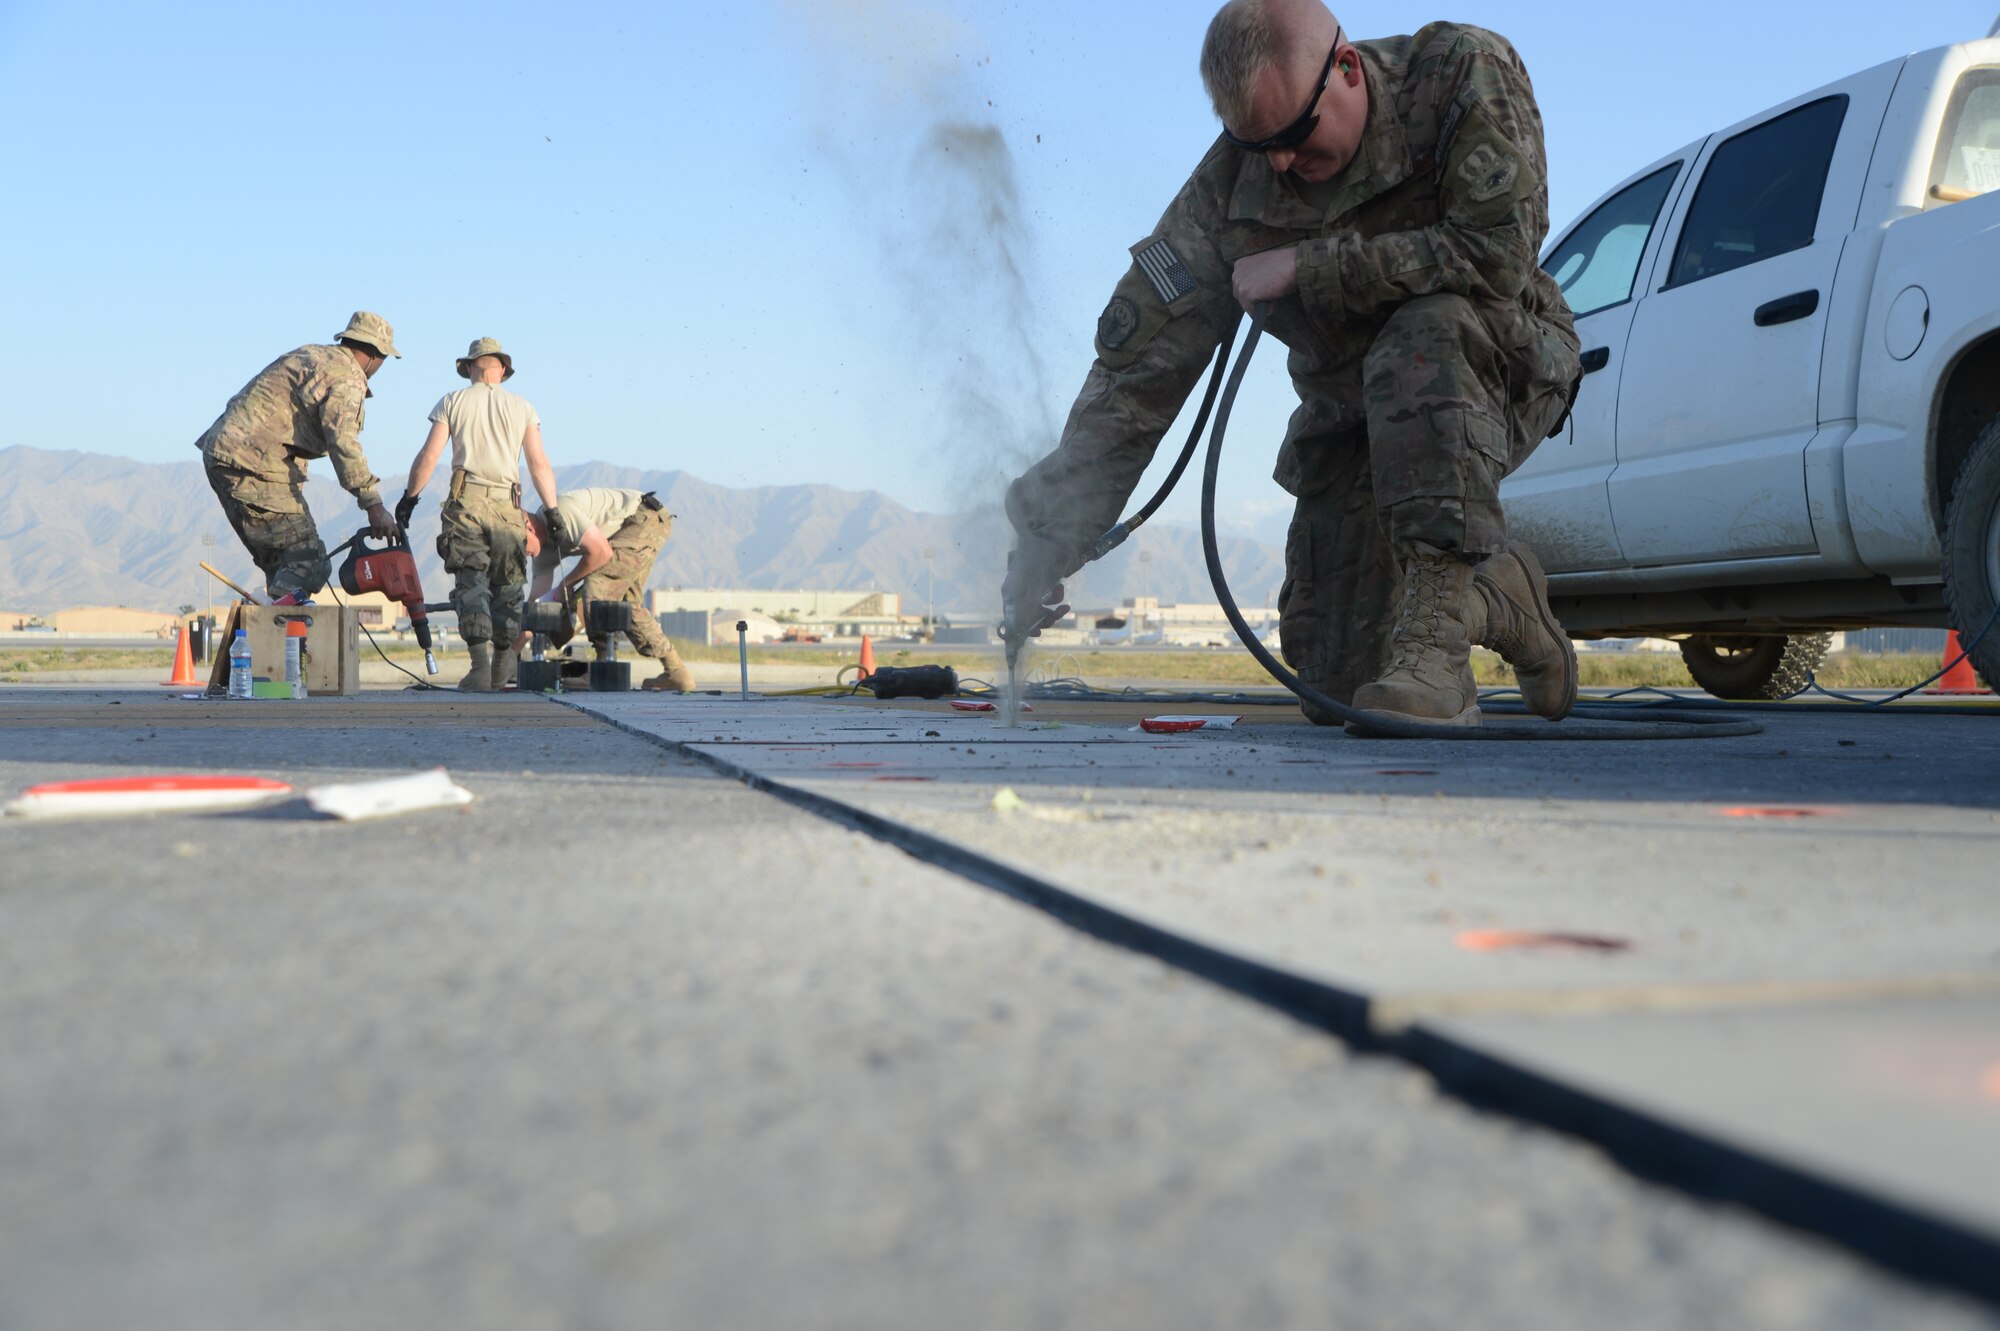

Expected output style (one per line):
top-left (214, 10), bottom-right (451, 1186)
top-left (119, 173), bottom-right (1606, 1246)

top-left (48, 606), bottom-right (180, 637)
top-left (1071, 596), bottom-right (1281, 648)
top-left (645, 589), bottom-right (909, 642)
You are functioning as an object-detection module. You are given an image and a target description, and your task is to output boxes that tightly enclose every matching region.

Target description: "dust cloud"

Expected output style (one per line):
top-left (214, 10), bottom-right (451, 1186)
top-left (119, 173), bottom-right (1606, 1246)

top-left (776, 0), bottom-right (1068, 623)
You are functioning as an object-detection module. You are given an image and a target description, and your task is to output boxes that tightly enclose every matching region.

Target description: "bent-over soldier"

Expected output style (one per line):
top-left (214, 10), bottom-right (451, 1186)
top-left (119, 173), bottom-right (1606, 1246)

top-left (399, 337), bottom-right (559, 691)
top-left (195, 311), bottom-right (400, 602)
top-left (522, 487), bottom-right (698, 693)
top-left (1003, 0), bottom-right (1581, 729)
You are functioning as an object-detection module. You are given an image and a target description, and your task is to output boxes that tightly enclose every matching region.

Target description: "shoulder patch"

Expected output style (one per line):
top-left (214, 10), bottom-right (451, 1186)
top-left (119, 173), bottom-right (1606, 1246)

top-left (1457, 142), bottom-right (1519, 204)
top-left (1097, 296), bottom-right (1140, 350)
top-left (1135, 240), bottom-right (1199, 304)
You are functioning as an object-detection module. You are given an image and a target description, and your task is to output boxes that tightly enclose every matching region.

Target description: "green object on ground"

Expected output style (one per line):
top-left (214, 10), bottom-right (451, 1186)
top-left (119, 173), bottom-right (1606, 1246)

top-left (250, 680), bottom-right (293, 699)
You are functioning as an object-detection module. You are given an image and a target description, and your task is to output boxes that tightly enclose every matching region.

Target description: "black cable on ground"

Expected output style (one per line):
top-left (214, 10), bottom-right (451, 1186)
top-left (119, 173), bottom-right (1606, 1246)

top-left (323, 585), bottom-right (447, 691)
top-left (1197, 305), bottom-right (1763, 741)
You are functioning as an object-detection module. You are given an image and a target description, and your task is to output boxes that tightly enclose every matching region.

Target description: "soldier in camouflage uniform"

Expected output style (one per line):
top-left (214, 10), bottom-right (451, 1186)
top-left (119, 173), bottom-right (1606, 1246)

top-left (398, 337), bottom-right (560, 691)
top-left (1004, 0), bottom-right (1582, 728)
top-left (522, 487), bottom-right (698, 692)
top-left (195, 312), bottom-right (401, 601)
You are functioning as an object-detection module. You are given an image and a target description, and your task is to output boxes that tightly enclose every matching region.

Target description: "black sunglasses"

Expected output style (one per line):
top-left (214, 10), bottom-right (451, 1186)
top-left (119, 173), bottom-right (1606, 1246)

top-left (1223, 32), bottom-right (1343, 154)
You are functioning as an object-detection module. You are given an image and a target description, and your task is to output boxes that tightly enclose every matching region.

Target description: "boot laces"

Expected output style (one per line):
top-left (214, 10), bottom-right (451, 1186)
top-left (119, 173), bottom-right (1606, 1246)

top-left (1386, 558), bottom-right (1455, 670)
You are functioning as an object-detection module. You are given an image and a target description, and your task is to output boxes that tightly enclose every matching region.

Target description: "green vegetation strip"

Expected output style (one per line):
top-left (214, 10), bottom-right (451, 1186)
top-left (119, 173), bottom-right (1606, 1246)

top-left (0, 643), bottom-right (1971, 692)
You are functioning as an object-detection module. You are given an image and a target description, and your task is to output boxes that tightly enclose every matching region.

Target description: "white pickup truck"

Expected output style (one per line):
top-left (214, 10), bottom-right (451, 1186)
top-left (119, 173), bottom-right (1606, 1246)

top-left (1503, 31), bottom-right (2000, 697)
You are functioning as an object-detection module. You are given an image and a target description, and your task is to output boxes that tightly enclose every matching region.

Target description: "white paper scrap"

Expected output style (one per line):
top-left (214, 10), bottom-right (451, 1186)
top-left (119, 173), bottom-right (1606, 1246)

top-left (305, 768), bottom-right (474, 821)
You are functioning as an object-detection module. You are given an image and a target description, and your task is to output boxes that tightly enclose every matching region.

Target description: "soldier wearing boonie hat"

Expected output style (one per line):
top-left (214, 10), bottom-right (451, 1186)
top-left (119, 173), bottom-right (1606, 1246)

top-left (398, 337), bottom-right (559, 690)
top-left (194, 311), bottom-right (401, 603)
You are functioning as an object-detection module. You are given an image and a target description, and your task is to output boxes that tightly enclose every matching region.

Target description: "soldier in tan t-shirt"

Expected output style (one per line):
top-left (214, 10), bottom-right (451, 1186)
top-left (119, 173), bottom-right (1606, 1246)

top-left (522, 487), bottom-right (697, 692)
top-left (399, 337), bottom-right (560, 690)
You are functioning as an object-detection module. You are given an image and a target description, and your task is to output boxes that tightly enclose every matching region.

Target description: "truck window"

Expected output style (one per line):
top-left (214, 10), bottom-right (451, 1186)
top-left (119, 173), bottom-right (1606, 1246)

top-left (1543, 163), bottom-right (1681, 317)
top-left (1664, 96), bottom-right (1848, 289)
top-left (1927, 68), bottom-right (2000, 208)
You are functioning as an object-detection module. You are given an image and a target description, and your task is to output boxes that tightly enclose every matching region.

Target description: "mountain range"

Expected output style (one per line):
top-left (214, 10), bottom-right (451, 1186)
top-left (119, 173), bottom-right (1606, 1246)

top-left (0, 446), bottom-right (1285, 617)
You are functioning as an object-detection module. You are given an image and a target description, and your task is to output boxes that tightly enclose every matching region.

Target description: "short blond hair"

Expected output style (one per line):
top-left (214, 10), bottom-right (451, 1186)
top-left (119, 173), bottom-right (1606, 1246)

top-left (1200, 0), bottom-right (1338, 127)
top-left (1199, 0), bottom-right (1285, 126)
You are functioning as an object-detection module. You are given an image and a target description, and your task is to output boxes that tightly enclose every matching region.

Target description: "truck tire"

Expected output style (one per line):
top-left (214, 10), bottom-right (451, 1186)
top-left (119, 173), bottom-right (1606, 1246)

top-left (1942, 418), bottom-right (2000, 690)
top-left (1679, 632), bottom-right (1832, 700)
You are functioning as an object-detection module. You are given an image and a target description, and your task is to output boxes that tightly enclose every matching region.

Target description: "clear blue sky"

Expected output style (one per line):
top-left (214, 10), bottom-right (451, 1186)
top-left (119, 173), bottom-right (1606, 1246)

top-left (1, 0), bottom-right (1991, 544)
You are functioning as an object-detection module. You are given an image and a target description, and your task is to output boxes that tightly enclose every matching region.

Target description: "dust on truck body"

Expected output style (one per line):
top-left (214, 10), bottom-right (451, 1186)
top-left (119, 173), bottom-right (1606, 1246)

top-left (1504, 35), bottom-right (2000, 695)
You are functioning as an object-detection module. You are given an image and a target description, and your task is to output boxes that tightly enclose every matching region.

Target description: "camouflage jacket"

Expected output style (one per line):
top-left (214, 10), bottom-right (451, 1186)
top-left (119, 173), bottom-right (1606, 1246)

top-left (1007, 22), bottom-right (1579, 574)
top-left (195, 343), bottom-right (382, 509)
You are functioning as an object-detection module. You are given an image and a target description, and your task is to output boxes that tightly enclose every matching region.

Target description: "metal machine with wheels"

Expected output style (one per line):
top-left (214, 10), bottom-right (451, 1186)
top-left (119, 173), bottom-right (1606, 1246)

top-left (585, 600), bottom-right (633, 691)
top-left (518, 600), bottom-right (571, 692)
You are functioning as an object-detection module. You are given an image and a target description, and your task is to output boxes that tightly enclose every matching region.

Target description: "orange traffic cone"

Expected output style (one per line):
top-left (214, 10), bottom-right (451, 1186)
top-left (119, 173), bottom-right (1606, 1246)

top-left (159, 622), bottom-right (199, 687)
top-left (858, 634), bottom-right (876, 681)
top-left (1927, 630), bottom-right (1990, 695)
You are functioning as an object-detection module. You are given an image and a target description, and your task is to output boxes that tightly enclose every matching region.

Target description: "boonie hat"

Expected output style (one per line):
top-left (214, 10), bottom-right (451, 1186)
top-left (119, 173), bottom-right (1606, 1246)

top-left (334, 311), bottom-right (400, 357)
top-left (456, 336), bottom-right (516, 381)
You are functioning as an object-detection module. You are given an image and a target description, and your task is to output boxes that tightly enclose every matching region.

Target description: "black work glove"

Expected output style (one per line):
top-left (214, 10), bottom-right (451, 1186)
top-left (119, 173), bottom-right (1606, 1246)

top-left (1000, 545), bottom-right (1070, 644)
top-left (394, 492), bottom-right (420, 532)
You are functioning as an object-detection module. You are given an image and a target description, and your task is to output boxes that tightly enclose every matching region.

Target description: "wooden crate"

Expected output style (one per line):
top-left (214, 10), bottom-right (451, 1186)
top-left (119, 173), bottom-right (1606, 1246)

top-left (207, 605), bottom-right (362, 696)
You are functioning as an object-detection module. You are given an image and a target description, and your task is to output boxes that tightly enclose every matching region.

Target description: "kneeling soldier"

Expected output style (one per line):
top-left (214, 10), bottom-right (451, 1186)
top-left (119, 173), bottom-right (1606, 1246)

top-left (522, 487), bottom-right (698, 693)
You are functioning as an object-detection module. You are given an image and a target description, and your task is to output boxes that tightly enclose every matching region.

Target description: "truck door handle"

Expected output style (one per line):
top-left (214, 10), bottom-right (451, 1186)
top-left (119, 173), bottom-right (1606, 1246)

top-left (1754, 290), bottom-right (1820, 326)
top-left (1578, 347), bottom-right (1610, 374)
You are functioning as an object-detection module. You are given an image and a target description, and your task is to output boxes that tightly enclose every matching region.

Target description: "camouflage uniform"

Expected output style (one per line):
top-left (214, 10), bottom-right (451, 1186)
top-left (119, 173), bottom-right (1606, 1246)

top-left (554, 497), bottom-right (694, 684)
top-left (439, 474), bottom-right (527, 647)
top-left (1006, 23), bottom-right (1579, 707)
top-left (196, 344), bottom-right (384, 599)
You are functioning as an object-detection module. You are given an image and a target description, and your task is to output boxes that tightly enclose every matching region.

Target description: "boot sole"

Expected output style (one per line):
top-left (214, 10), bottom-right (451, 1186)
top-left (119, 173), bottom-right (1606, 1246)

top-left (1343, 701), bottom-right (1482, 735)
top-left (1506, 544), bottom-right (1578, 722)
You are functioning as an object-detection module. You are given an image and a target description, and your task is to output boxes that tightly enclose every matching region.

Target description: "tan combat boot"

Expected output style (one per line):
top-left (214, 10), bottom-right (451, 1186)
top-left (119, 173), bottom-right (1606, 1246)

top-left (642, 662), bottom-right (698, 692)
top-left (458, 641), bottom-right (494, 692)
top-left (1466, 542), bottom-right (1576, 721)
top-left (490, 645), bottom-right (520, 690)
top-left (1349, 543), bottom-right (1480, 729)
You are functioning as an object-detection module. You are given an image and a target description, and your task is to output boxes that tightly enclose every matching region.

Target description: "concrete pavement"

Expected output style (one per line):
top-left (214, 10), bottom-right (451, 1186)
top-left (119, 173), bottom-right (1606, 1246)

top-left (1, 686), bottom-right (1996, 1329)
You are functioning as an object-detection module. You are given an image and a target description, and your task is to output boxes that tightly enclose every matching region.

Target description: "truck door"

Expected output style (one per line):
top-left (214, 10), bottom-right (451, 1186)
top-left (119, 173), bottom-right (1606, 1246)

top-left (1503, 157), bottom-right (1691, 571)
top-left (1610, 65), bottom-right (1897, 566)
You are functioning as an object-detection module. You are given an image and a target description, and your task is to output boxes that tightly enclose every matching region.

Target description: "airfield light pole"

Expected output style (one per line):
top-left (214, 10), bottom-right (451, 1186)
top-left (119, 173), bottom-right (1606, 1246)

top-left (922, 546), bottom-right (935, 638)
top-left (1137, 547), bottom-right (1152, 634)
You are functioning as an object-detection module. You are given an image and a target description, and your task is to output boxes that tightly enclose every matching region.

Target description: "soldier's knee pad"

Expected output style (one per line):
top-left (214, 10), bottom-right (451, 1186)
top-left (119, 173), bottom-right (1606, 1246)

top-left (274, 547), bottom-right (331, 596)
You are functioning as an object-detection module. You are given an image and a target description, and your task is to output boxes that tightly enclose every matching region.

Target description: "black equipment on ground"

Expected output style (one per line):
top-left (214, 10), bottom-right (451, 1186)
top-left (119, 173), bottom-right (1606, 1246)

top-left (585, 600), bottom-right (634, 691)
top-left (863, 664), bottom-right (960, 699)
top-left (518, 599), bottom-right (571, 692)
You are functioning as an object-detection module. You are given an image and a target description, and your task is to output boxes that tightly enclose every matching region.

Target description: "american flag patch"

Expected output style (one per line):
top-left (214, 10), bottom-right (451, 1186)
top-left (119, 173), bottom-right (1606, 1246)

top-left (1135, 240), bottom-right (1199, 304)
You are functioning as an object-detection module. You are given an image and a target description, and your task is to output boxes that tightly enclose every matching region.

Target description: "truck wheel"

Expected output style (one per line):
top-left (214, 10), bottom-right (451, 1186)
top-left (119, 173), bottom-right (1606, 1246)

top-left (1942, 419), bottom-right (2000, 689)
top-left (1678, 633), bottom-right (1831, 700)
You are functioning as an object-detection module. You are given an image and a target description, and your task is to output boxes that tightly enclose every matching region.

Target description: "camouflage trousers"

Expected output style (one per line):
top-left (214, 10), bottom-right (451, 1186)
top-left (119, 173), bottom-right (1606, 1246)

top-left (204, 458), bottom-right (329, 600)
top-left (1279, 294), bottom-right (1570, 717)
top-left (578, 506), bottom-right (689, 677)
top-left (438, 476), bottom-right (526, 646)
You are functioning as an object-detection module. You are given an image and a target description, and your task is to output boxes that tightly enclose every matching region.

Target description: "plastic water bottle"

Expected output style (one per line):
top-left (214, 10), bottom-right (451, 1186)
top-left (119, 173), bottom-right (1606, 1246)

top-left (228, 628), bottom-right (253, 700)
